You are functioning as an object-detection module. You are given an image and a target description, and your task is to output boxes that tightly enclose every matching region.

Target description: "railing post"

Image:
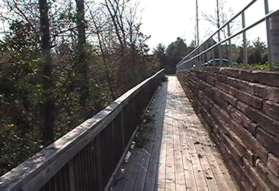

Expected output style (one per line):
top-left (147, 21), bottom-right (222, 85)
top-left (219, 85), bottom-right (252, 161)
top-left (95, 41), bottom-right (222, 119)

top-left (227, 23), bottom-right (232, 60)
top-left (205, 45), bottom-right (208, 63)
top-left (214, 48), bottom-right (216, 59)
top-left (264, 0), bottom-right (272, 68)
top-left (95, 136), bottom-right (104, 191)
top-left (197, 49), bottom-right (200, 67)
top-left (203, 45), bottom-right (206, 64)
top-left (217, 31), bottom-right (223, 65)
top-left (216, 0), bottom-right (223, 64)
top-left (120, 111), bottom-right (126, 149)
top-left (270, 11), bottom-right (279, 69)
top-left (242, 12), bottom-right (248, 65)
top-left (68, 161), bottom-right (76, 191)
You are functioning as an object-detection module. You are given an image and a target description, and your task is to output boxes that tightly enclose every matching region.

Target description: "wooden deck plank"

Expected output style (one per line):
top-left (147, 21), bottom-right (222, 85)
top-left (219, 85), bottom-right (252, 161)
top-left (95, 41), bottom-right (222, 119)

top-left (109, 76), bottom-right (239, 191)
top-left (133, 90), bottom-right (167, 191)
top-left (173, 120), bottom-right (187, 191)
top-left (209, 146), bottom-right (239, 191)
top-left (174, 77), bottom-right (238, 191)
top-left (157, 140), bottom-right (166, 191)
top-left (184, 131), bottom-right (209, 191)
top-left (150, 85), bottom-right (167, 191)
top-left (144, 92), bottom-right (166, 191)
top-left (193, 133), bottom-right (219, 191)
top-left (131, 130), bottom-right (154, 191)
top-left (165, 118), bottom-right (176, 191)
top-left (199, 134), bottom-right (237, 191)
top-left (179, 125), bottom-right (198, 191)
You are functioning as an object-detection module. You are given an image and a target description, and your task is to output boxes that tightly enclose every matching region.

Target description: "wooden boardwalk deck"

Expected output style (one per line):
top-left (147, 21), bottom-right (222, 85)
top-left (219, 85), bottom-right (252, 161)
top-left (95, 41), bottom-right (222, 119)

top-left (109, 76), bottom-right (239, 191)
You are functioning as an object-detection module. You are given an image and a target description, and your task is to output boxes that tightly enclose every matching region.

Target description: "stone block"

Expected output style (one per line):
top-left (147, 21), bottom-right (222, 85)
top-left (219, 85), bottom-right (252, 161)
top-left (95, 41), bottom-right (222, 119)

top-left (242, 158), bottom-right (270, 191)
top-left (256, 160), bottom-right (279, 190)
top-left (253, 84), bottom-right (279, 103)
top-left (252, 71), bottom-right (279, 88)
top-left (238, 103), bottom-right (279, 137)
top-left (256, 128), bottom-right (279, 157)
top-left (263, 101), bottom-right (279, 121)
top-left (231, 121), bottom-right (268, 163)
top-left (233, 88), bottom-right (263, 110)
top-left (267, 153), bottom-right (279, 177)
top-left (218, 67), bottom-right (241, 78)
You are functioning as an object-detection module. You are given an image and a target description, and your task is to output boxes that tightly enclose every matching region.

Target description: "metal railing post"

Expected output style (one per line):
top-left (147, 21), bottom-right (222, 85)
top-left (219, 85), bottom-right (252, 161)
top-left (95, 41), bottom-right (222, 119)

top-left (196, 50), bottom-right (199, 67)
top-left (270, 11), bottom-right (279, 69)
top-left (264, 0), bottom-right (272, 68)
top-left (176, 0), bottom-right (279, 72)
top-left (227, 23), bottom-right (232, 60)
top-left (217, 0), bottom-right (223, 64)
top-left (242, 12), bottom-right (248, 65)
top-left (217, 30), bottom-right (223, 65)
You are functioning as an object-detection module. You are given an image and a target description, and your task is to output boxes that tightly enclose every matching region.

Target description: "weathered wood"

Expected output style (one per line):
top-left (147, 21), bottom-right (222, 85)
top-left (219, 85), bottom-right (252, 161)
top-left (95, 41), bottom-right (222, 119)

top-left (68, 161), bottom-right (76, 191)
top-left (0, 70), bottom-right (165, 191)
top-left (173, 120), bottom-right (187, 191)
top-left (110, 76), bottom-right (239, 191)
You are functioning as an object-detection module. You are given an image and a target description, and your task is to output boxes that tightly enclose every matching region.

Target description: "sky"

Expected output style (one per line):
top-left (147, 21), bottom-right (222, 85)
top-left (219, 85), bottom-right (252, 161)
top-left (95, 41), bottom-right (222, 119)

top-left (140, 0), bottom-right (279, 49)
top-left (0, 0), bottom-right (278, 49)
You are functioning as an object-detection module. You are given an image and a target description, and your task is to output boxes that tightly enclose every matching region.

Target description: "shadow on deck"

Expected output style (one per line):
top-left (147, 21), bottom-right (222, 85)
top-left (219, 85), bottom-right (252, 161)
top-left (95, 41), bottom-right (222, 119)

top-left (109, 76), bottom-right (239, 191)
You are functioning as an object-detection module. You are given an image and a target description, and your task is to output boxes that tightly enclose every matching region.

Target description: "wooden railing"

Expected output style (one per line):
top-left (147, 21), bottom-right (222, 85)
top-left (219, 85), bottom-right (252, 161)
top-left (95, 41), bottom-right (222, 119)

top-left (0, 69), bottom-right (165, 191)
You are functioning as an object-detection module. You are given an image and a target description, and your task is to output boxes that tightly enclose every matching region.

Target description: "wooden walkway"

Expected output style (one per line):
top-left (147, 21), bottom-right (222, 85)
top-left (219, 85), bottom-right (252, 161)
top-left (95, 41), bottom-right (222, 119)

top-left (109, 76), bottom-right (239, 191)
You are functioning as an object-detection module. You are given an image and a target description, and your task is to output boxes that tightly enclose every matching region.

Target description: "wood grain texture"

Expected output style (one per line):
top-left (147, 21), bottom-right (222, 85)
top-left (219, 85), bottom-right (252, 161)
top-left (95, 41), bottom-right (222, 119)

top-left (178, 67), bottom-right (279, 191)
top-left (110, 76), bottom-right (239, 191)
top-left (0, 70), bottom-right (165, 191)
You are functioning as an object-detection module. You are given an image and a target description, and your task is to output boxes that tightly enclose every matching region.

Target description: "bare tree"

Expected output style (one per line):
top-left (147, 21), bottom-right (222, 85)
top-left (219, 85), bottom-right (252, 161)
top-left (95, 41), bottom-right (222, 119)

top-left (88, 5), bottom-right (116, 99)
top-left (201, 0), bottom-right (235, 39)
top-left (104, 0), bottom-right (127, 52)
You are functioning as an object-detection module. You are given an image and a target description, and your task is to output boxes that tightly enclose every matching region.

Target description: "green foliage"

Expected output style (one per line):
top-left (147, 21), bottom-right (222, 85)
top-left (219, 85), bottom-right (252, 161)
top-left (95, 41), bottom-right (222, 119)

top-left (0, 0), bottom-right (160, 176)
top-left (154, 37), bottom-right (188, 74)
top-left (166, 37), bottom-right (188, 65)
top-left (236, 38), bottom-right (268, 65)
top-left (231, 63), bottom-right (271, 71)
top-left (0, 126), bottom-right (42, 175)
top-left (153, 43), bottom-right (167, 67)
top-left (248, 38), bottom-right (268, 65)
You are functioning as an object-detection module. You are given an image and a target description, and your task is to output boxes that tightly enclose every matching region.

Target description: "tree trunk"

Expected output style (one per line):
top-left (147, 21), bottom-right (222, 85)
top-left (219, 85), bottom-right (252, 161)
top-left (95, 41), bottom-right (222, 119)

top-left (75, 0), bottom-right (89, 109)
top-left (39, 0), bottom-right (55, 145)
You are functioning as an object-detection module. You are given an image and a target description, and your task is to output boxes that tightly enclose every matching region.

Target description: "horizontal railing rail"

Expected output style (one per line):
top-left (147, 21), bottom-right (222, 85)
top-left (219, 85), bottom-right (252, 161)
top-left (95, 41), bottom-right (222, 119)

top-left (0, 69), bottom-right (165, 191)
top-left (179, 0), bottom-right (258, 64)
top-left (177, 0), bottom-right (279, 71)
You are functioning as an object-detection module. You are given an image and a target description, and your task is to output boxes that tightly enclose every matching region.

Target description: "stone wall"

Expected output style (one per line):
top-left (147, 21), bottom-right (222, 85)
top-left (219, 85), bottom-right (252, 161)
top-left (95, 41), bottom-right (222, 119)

top-left (177, 67), bottom-right (279, 190)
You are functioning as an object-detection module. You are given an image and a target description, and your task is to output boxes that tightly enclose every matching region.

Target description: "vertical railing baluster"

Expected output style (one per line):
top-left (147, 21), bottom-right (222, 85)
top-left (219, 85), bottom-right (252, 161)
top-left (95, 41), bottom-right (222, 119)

top-left (242, 12), bottom-right (248, 65)
top-left (203, 45), bottom-right (205, 64)
top-left (204, 45), bottom-right (207, 63)
top-left (264, 0), bottom-right (272, 68)
top-left (270, 9), bottom-right (279, 69)
top-left (227, 23), bottom-right (232, 60)
top-left (217, 1), bottom-right (222, 65)
top-left (95, 136), bottom-right (103, 191)
top-left (68, 161), bottom-right (76, 191)
top-left (120, 111), bottom-right (125, 150)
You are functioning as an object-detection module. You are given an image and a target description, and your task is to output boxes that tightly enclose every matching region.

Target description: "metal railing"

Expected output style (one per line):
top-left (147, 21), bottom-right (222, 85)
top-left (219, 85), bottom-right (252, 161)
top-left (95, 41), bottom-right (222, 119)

top-left (177, 0), bottom-right (279, 71)
top-left (0, 69), bottom-right (165, 191)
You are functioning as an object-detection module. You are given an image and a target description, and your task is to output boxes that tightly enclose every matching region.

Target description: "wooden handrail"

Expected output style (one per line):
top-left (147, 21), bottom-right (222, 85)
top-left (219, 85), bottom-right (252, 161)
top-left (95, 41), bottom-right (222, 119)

top-left (0, 69), bottom-right (165, 191)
